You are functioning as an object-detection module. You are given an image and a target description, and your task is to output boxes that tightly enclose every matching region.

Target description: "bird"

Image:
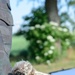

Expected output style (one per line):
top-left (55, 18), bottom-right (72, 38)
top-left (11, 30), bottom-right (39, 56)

top-left (11, 60), bottom-right (50, 75)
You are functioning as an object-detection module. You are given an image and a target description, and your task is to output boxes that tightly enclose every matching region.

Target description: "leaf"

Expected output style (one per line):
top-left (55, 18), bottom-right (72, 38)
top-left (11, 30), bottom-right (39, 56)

top-left (68, 0), bottom-right (75, 6)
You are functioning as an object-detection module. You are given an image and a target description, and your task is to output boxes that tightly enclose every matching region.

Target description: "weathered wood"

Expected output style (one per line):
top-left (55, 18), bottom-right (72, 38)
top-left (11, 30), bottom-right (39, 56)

top-left (0, 0), bottom-right (13, 75)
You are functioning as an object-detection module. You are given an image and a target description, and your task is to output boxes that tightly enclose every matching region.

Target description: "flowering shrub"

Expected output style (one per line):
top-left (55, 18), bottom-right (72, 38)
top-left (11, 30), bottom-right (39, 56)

top-left (24, 22), bottom-right (72, 64)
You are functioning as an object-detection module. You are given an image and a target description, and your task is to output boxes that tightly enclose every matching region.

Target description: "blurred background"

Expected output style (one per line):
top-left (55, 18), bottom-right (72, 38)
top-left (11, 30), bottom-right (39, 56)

top-left (10, 0), bottom-right (75, 73)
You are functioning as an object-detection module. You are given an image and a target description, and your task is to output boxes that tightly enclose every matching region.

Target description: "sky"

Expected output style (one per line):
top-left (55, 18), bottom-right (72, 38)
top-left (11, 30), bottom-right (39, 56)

top-left (10, 0), bottom-right (43, 34)
top-left (10, 0), bottom-right (32, 33)
top-left (10, 0), bottom-right (34, 33)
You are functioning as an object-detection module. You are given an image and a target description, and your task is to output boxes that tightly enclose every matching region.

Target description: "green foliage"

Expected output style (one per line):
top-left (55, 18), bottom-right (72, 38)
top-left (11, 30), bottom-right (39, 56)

top-left (22, 7), bottom-right (48, 27)
top-left (71, 31), bottom-right (75, 49)
top-left (68, 0), bottom-right (75, 6)
top-left (24, 22), bottom-right (72, 63)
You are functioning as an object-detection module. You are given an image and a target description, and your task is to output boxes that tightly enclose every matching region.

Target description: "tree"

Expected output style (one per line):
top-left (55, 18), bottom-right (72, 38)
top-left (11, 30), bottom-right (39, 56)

top-left (15, 0), bottom-right (74, 62)
top-left (45, 0), bottom-right (60, 24)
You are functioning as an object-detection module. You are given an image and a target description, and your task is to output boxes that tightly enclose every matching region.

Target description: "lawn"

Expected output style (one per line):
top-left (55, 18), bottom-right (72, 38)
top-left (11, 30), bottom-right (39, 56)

top-left (11, 35), bottom-right (29, 56)
top-left (11, 48), bottom-right (75, 73)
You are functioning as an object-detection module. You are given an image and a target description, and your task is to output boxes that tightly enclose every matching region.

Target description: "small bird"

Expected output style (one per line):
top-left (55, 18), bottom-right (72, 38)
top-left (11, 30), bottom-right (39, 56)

top-left (11, 60), bottom-right (50, 75)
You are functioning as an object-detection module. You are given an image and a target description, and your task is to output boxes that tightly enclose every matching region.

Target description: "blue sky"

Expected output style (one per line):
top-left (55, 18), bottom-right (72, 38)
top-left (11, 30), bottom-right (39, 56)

top-left (10, 0), bottom-right (35, 33)
top-left (10, 0), bottom-right (32, 33)
top-left (10, 0), bottom-right (43, 33)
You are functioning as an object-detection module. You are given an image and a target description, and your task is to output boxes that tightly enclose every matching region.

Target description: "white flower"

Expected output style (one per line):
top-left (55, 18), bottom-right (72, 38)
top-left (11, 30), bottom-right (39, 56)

top-left (48, 50), bottom-right (53, 54)
top-left (58, 27), bottom-right (63, 31)
top-left (36, 40), bottom-right (41, 43)
top-left (50, 46), bottom-right (55, 50)
top-left (30, 26), bottom-right (35, 30)
top-left (47, 35), bottom-right (55, 42)
top-left (50, 38), bottom-right (55, 42)
top-left (52, 26), bottom-right (56, 29)
top-left (47, 35), bottom-right (53, 40)
top-left (35, 24), bottom-right (40, 28)
top-left (44, 52), bottom-right (48, 56)
top-left (65, 39), bottom-right (70, 45)
top-left (63, 28), bottom-right (68, 32)
top-left (46, 60), bottom-right (51, 65)
top-left (35, 56), bottom-right (40, 60)
top-left (40, 25), bottom-right (45, 29)
top-left (44, 41), bottom-right (48, 46)
top-left (66, 41), bottom-right (70, 45)
top-left (50, 21), bottom-right (58, 26)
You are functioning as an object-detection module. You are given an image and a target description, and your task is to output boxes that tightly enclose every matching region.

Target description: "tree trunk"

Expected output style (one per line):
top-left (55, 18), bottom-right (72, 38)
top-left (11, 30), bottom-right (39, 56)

top-left (45, 0), bottom-right (61, 56)
top-left (45, 0), bottom-right (60, 24)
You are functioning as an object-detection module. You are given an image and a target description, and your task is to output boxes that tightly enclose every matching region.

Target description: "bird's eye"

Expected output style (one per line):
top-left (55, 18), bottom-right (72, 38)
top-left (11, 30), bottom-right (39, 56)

top-left (15, 72), bottom-right (20, 75)
top-left (15, 72), bottom-right (24, 75)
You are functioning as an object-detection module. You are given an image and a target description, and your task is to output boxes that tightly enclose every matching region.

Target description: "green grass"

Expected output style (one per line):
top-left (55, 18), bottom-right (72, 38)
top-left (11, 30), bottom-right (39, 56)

top-left (11, 35), bottom-right (29, 55)
top-left (33, 59), bottom-right (75, 73)
top-left (11, 49), bottom-right (75, 73)
top-left (33, 49), bottom-right (75, 73)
